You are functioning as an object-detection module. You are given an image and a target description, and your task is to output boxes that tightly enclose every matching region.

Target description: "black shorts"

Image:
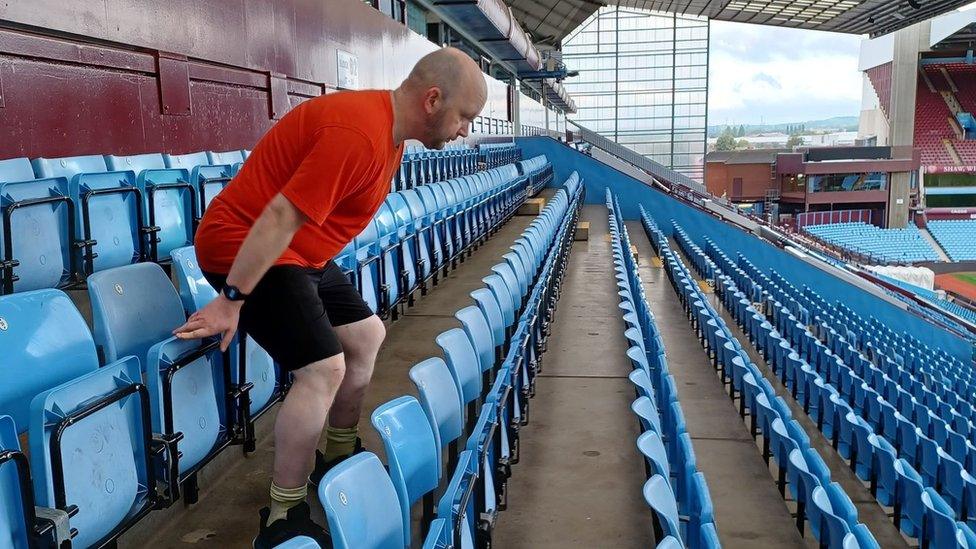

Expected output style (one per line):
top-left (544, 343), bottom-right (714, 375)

top-left (203, 262), bottom-right (375, 371)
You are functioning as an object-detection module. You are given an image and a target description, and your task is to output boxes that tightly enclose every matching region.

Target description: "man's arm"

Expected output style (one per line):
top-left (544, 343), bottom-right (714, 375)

top-left (173, 193), bottom-right (307, 350)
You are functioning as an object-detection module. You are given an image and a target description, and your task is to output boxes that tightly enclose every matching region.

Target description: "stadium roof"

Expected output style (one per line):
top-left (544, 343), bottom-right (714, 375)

top-left (509, 0), bottom-right (976, 46)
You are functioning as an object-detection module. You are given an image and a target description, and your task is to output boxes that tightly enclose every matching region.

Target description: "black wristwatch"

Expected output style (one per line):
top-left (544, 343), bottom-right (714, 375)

top-left (222, 285), bottom-right (248, 302)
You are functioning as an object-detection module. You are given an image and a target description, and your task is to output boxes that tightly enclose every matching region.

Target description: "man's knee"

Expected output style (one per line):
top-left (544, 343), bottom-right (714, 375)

top-left (337, 316), bottom-right (386, 362)
top-left (293, 354), bottom-right (346, 394)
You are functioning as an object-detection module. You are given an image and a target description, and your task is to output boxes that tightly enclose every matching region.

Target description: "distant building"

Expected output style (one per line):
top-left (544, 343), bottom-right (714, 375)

top-left (705, 146), bottom-right (920, 226)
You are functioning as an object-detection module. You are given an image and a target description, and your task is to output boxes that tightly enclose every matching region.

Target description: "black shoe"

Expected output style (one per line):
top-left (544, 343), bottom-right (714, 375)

top-left (252, 502), bottom-right (333, 549)
top-left (308, 438), bottom-right (366, 488)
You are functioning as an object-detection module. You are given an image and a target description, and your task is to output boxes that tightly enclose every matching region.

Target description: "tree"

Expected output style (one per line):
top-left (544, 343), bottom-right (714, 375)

top-left (737, 139), bottom-right (750, 149)
top-left (715, 126), bottom-right (737, 151)
top-left (738, 124), bottom-right (746, 137)
top-left (786, 134), bottom-right (803, 148)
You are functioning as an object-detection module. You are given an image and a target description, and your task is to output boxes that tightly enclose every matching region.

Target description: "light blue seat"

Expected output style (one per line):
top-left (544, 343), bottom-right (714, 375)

top-left (637, 430), bottom-right (670, 481)
top-left (409, 358), bottom-right (464, 468)
top-left (29, 356), bottom-right (154, 548)
top-left (372, 396), bottom-right (440, 547)
top-left (170, 246), bottom-right (279, 422)
top-left (373, 203), bottom-right (401, 316)
top-left (163, 151), bottom-right (231, 214)
top-left (32, 154), bottom-right (143, 275)
top-left (435, 450), bottom-right (477, 549)
top-left (0, 289), bottom-right (102, 429)
top-left (354, 219), bottom-right (381, 313)
top-left (456, 306), bottom-right (495, 376)
top-left (385, 193), bottom-right (419, 299)
top-left (483, 274), bottom-right (516, 331)
top-left (0, 415), bottom-right (41, 549)
top-left (421, 518), bottom-right (451, 549)
top-left (471, 288), bottom-right (506, 360)
top-left (436, 328), bottom-right (483, 431)
top-left (643, 474), bottom-right (682, 544)
top-left (399, 189), bottom-right (434, 283)
top-left (689, 472), bottom-right (715, 549)
top-left (105, 153), bottom-right (194, 262)
top-left (842, 524), bottom-right (880, 549)
top-left (319, 452), bottom-right (405, 549)
top-left (88, 262), bottom-right (231, 500)
top-left (0, 159), bottom-right (73, 293)
top-left (809, 482), bottom-right (857, 547)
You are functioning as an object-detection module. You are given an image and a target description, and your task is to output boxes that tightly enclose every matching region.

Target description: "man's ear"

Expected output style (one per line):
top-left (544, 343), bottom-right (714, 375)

top-left (424, 87), bottom-right (442, 114)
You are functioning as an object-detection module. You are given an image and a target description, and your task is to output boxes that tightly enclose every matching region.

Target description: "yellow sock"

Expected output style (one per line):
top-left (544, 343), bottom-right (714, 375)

top-left (267, 482), bottom-right (307, 526)
top-left (323, 425), bottom-right (359, 462)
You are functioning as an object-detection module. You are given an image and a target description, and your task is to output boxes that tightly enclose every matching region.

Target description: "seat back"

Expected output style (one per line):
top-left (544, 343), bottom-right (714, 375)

top-left (456, 306), bottom-right (495, 373)
top-left (33, 155), bottom-right (142, 273)
top-left (0, 174), bottom-right (73, 292)
top-left (0, 415), bottom-right (28, 549)
top-left (0, 290), bottom-right (100, 429)
top-left (409, 358), bottom-right (464, 460)
top-left (371, 396), bottom-right (439, 547)
top-left (471, 289), bottom-right (505, 350)
top-left (319, 452), bottom-right (404, 549)
top-left (87, 262), bottom-right (186, 364)
top-left (642, 474), bottom-right (682, 543)
top-left (636, 430), bottom-right (670, 480)
top-left (482, 274), bottom-right (515, 328)
top-left (435, 329), bottom-right (482, 407)
top-left (29, 356), bottom-right (151, 549)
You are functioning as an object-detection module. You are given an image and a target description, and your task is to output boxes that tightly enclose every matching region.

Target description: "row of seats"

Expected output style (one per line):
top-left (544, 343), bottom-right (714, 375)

top-left (929, 220), bottom-right (976, 261)
top-left (395, 145), bottom-right (479, 191)
top-left (0, 145), bottom-right (515, 296)
top-left (697, 233), bottom-right (976, 547)
top-left (0, 156), bottom-right (545, 548)
top-left (477, 143), bottom-right (521, 169)
top-left (868, 272), bottom-right (976, 331)
top-left (0, 149), bottom-right (249, 294)
top-left (639, 208), bottom-right (882, 549)
top-left (606, 191), bottom-right (719, 548)
top-left (311, 172), bottom-right (585, 548)
top-left (804, 222), bottom-right (941, 264)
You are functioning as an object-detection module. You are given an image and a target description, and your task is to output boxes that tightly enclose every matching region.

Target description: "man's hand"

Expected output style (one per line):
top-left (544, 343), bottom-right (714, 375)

top-left (173, 294), bottom-right (243, 352)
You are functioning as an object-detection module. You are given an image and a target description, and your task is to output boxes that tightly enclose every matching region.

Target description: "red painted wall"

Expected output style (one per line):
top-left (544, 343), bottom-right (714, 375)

top-left (0, 0), bottom-right (511, 160)
top-left (705, 161), bottom-right (775, 201)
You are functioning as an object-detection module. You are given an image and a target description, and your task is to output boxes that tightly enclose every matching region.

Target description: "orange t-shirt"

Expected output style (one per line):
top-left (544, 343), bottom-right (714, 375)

top-left (194, 89), bottom-right (404, 273)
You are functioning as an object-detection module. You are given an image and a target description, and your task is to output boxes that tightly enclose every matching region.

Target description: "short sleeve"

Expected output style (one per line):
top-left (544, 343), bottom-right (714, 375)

top-left (280, 126), bottom-right (377, 225)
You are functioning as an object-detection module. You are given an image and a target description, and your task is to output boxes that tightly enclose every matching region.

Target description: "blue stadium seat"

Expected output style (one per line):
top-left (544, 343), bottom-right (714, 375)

top-left (0, 415), bottom-right (50, 549)
top-left (371, 396), bottom-right (439, 546)
top-left (318, 452), bottom-right (404, 549)
top-left (409, 357), bottom-right (464, 468)
top-left (643, 474), bottom-right (682, 544)
top-left (29, 356), bottom-right (155, 548)
top-left (32, 154), bottom-right (145, 275)
top-left (105, 153), bottom-right (194, 262)
top-left (456, 306), bottom-right (495, 377)
top-left (808, 482), bottom-right (858, 547)
top-left (163, 151), bottom-right (231, 215)
top-left (0, 158), bottom-right (73, 293)
top-left (354, 219), bottom-right (381, 313)
top-left (436, 328), bottom-right (483, 432)
top-left (170, 246), bottom-right (279, 432)
top-left (87, 262), bottom-right (233, 502)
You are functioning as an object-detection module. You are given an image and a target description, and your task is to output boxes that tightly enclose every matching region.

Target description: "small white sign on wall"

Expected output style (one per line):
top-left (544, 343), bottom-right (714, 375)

top-left (337, 50), bottom-right (359, 90)
top-left (896, 198), bottom-right (904, 205)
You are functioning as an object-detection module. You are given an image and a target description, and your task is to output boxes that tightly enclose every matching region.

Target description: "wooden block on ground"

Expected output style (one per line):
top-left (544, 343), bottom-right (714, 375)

top-left (651, 257), bottom-right (663, 268)
top-left (697, 280), bottom-right (714, 293)
top-left (574, 222), bottom-right (590, 241)
top-left (517, 198), bottom-right (545, 216)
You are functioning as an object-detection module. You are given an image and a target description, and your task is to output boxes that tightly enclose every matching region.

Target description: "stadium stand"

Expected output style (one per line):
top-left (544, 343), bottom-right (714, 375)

top-left (803, 222), bottom-right (942, 264)
top-left (607, 191), bottom-right (718, 547)
top-left (682, 226), bottom-right (976, 547)
top-left (928, 220), bottom-right (976, 261)
top-left (318, 170), bottom-right (583, 548)
top-left (635, 202), bottom-right (889, 548)
top-left (0, 145), bottom-right (559, 547)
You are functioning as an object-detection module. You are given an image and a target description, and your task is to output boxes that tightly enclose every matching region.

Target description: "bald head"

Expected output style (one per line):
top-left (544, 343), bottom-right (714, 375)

top-left (404, 47), bottom-right (487, 104)
top-left (393, 47), bottom-right (488, 149)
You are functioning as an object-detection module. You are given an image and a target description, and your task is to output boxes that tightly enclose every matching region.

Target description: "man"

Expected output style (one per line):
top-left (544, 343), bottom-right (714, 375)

top-left (173, 47), bottom-right (488, 547)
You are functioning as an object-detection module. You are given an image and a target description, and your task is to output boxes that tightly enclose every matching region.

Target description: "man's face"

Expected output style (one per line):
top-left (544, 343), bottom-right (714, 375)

top-left (421, 85), bottom-right (484, 149)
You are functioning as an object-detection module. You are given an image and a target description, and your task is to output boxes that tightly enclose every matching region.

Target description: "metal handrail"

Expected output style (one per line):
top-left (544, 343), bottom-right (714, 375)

top-left (567, 120), bottom-right (707, 194)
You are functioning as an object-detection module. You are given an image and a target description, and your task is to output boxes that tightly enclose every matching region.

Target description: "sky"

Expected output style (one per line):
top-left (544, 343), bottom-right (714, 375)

top-left (708, 21), bottom-right (863, 126)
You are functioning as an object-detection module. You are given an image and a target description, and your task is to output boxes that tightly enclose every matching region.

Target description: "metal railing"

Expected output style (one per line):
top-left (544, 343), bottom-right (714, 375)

top-left (567, 120), bottom-right (707, 195)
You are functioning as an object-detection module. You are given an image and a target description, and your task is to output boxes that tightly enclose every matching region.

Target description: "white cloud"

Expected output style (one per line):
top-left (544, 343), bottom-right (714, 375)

top-left (708, 21), bottom-right (863, 125)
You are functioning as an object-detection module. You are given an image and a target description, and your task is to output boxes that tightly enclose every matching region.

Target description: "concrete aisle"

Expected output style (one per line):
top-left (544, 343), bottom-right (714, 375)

top-left (624, 221), bottom-right (808, 549)
top-left (128, 204), bottom-right (540, 548)
top-left (492, 205), bottom-right (651, 549)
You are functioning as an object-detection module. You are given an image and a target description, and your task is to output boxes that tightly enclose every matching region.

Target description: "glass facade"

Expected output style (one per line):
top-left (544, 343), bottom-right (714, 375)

top-left (808, 172), bottom-right (887, 193)
top-left (562, 7), bottom-right (709, 181)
